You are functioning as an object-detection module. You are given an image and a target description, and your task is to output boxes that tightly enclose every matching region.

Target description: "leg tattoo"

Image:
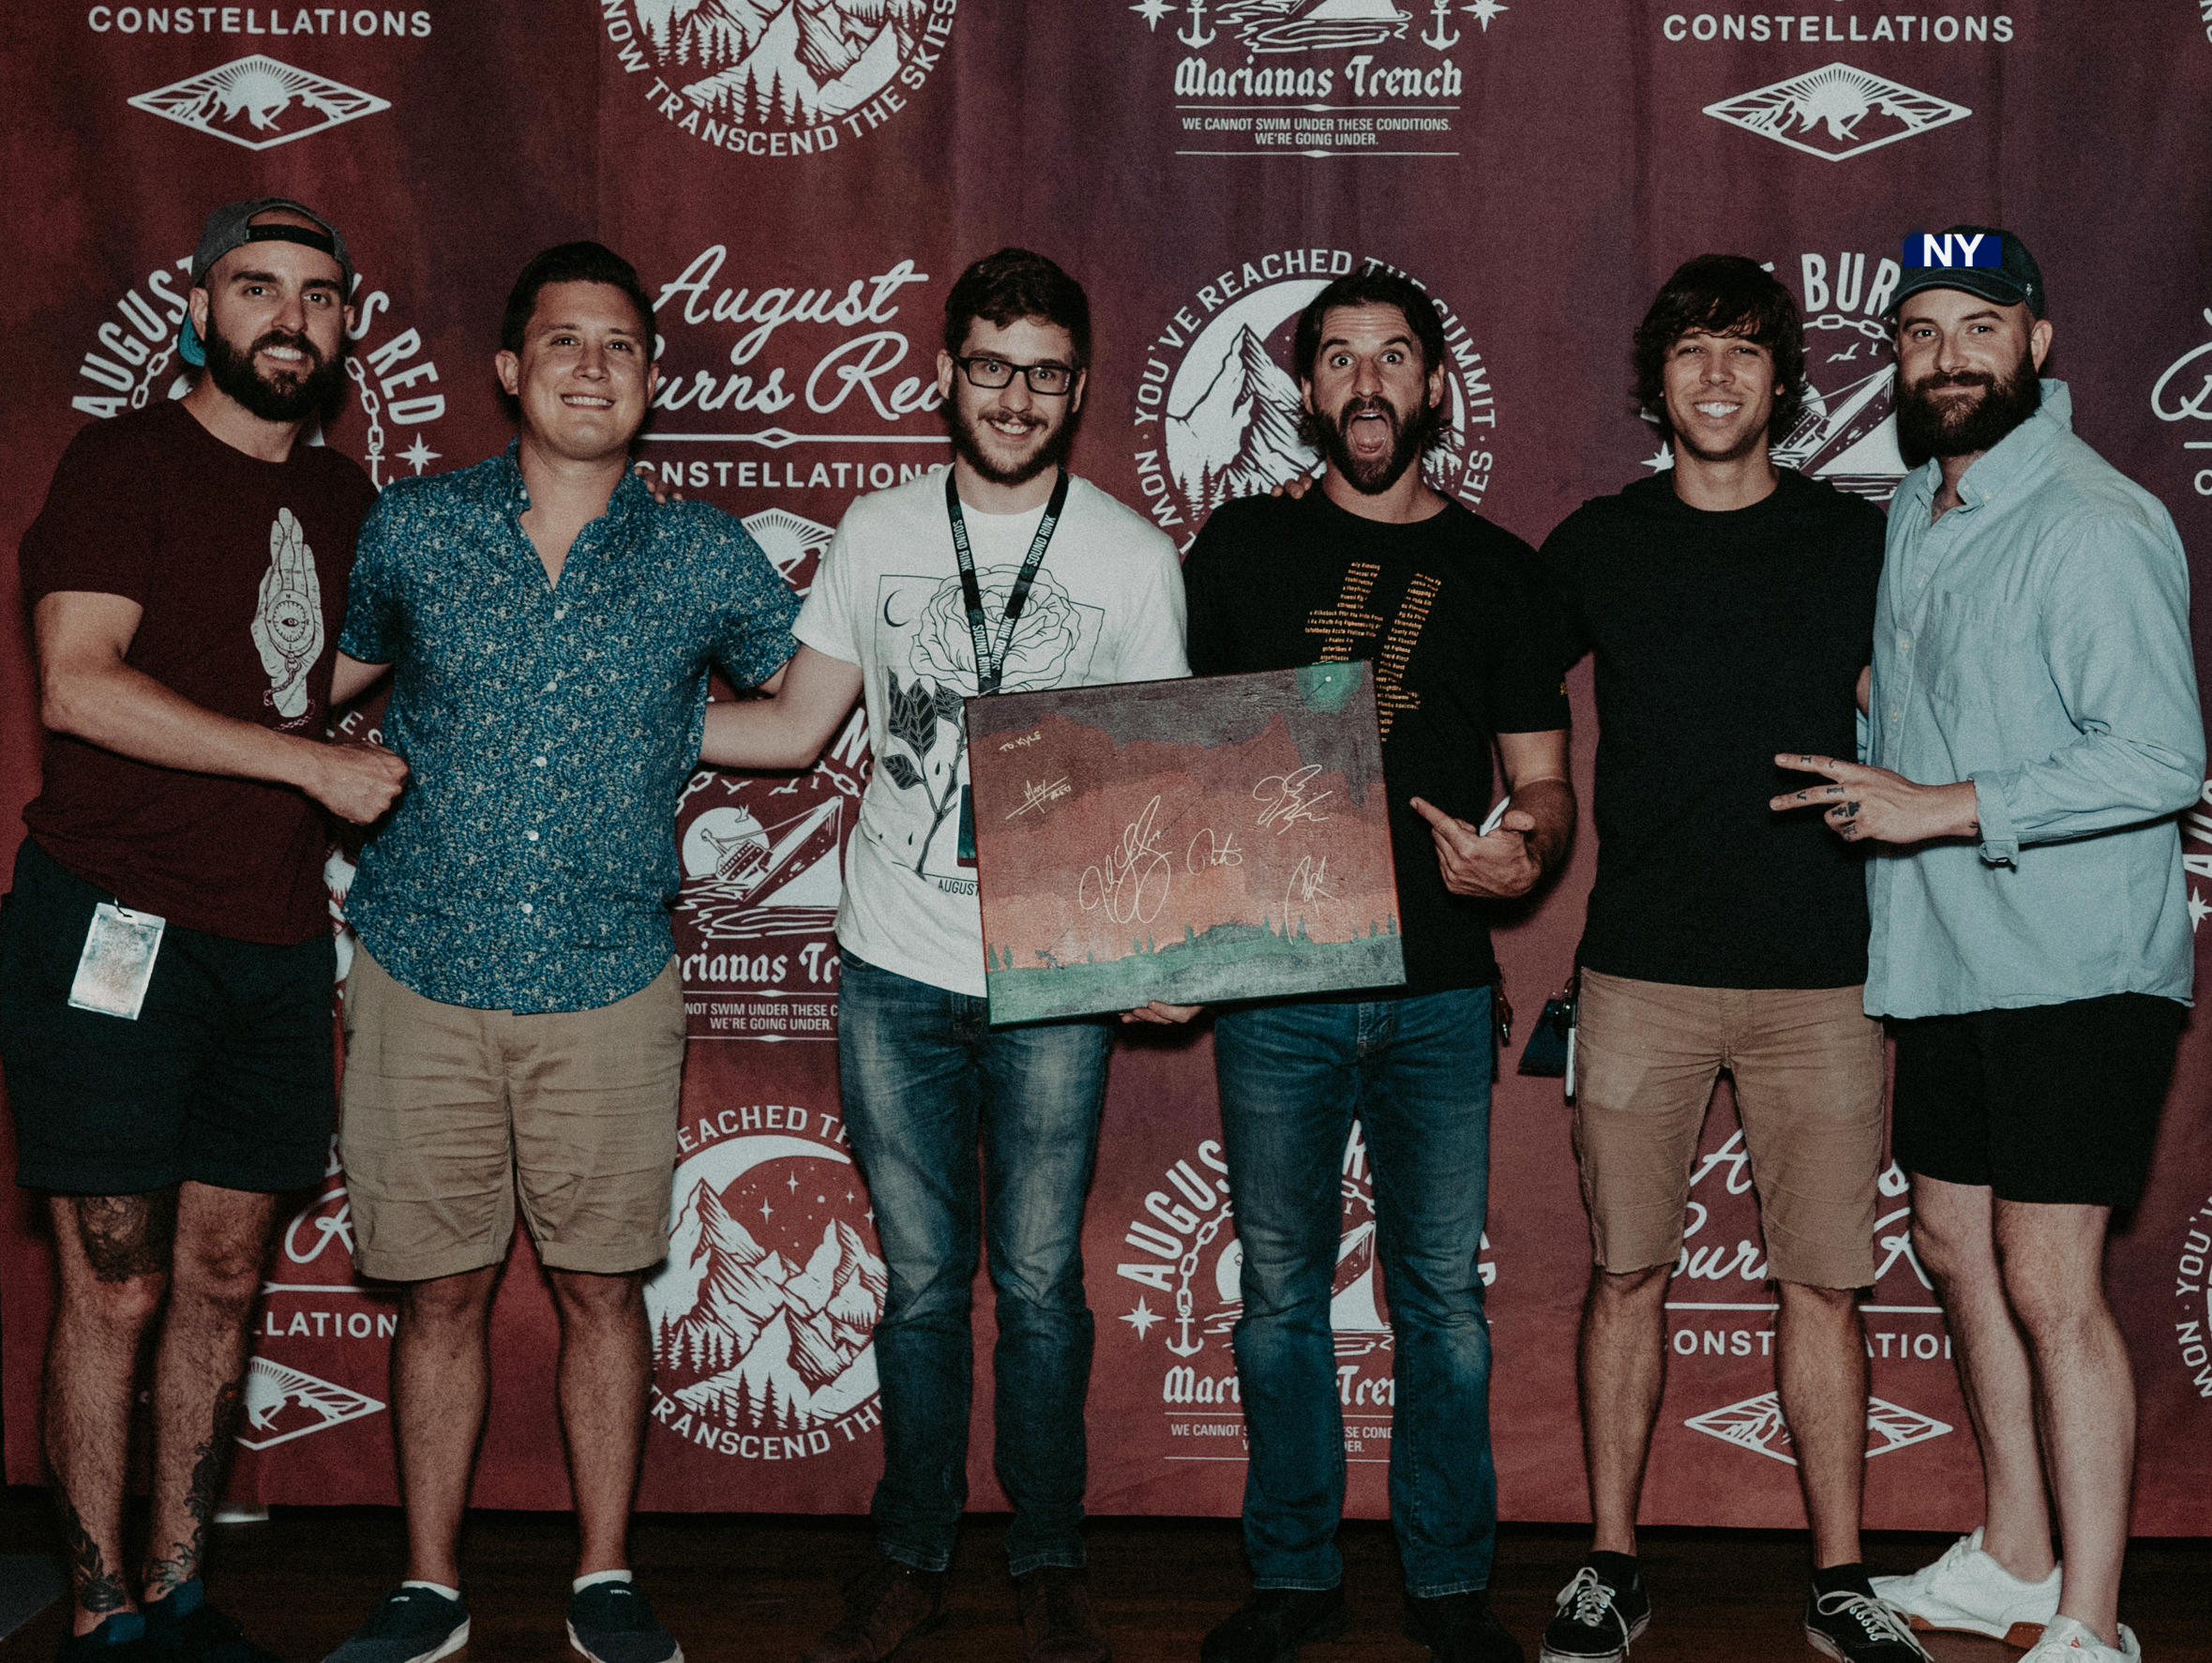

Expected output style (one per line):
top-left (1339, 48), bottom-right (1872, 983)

top-left (75, 1191), bottom-right (177, 1284)
top-left (144, 1378), bottom-right (244, 1596)
top-left (53, 1480), bottom-right (129, 1617)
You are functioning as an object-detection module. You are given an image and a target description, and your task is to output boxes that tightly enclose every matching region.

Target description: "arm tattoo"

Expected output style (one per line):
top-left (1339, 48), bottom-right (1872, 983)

top-left (144, 1379), bottom-right (245, 1596)
top-left (73, 1190), bottom-right (177, 1284)
top-left (52, 1481), bottom-right (128, 1615)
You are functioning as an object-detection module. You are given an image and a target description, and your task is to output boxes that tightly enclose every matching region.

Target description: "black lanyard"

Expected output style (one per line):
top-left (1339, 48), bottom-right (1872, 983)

top-left (946, 466), bottom-right (1069, 696)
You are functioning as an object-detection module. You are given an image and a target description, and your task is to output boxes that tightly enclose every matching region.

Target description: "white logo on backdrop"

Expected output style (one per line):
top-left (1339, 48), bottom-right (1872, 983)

top-left (128, 56), bottom-right (391, 149)
top-left (1132, 253), bottom-right (1500, 542)
top-left (611, 0), bottom-right (953, 154)
top-left (2152, 308), bottom-right (2212, 503)
top-left (646, 1126), bottom-right (888, 1460)
top-left (1683, 1393), bottom-right (1951, 1466)
top-left (235, 1357), bottom-right (384, 1450)
top-left (2174, 1191), bottom-right (2212, 1402)
top-left (1703, 64), bottom-right (1969, 161)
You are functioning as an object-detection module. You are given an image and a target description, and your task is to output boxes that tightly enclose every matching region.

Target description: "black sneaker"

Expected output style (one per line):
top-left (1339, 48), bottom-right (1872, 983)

top-left (321, 1584), bottom-right (472, 1663)
top-left (55, 1612), bottom-right (158, 1661)
top-left (1804, 1589), bottom-right (1933, 1662)
top-left (567, 1580), bottom-right (683, 1663)
top-left (1199, 1587), bottom-right (1349, 1663)
top-left (1540, 1565), bottom-right (1651, 1662)
top-left (1403, 1591), bottom-right (1523, 1662)
top-left (139, 1581), bottom-right (281, 1663)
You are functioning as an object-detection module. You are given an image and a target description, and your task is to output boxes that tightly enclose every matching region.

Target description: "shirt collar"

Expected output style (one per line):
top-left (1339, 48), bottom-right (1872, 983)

top-left (492, 438), bottom-right (655, 551)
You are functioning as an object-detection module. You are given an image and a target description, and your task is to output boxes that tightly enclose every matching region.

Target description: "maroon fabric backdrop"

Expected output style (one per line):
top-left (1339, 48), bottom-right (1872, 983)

top-left (3, 1), bottom-right (2209, 1534)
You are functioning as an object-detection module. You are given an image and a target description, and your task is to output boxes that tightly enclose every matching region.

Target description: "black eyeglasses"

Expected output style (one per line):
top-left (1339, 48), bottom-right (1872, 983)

top-left (953, 355), bottom-right (1080, 396)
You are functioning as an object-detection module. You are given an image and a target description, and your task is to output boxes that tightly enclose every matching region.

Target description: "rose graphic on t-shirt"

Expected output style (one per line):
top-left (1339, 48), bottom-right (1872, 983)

top-left (878, 671), bottom-right (967, 877)
top-left (253, 507), bottom-right (323, 720)
top-left (906, 568), bottom-right (1083, 691)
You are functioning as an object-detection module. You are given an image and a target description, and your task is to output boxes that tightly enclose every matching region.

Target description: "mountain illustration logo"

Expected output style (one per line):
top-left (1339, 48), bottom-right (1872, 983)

top-left (646, 1130), bottom-right (887, 1458)
top-left (1149, 260), bottom-right (1491, 535)
top-left (627, 0), bottom-right (942, 132)
top-left (128, 57), bottom-right (391, 150)
top-left (1684, 1391), bottom-right (1952, 1465)
top-left (1220, 0), bottom-right (1410, 53)
top-left (1703, 64), bottom-right (1970, 162)
top-left (235, 1356), bottom-right (384, 1450)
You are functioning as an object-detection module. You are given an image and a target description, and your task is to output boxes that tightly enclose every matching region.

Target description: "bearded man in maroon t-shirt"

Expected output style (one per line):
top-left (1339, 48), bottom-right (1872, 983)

top-left (0, 198), bottom-right (407, 1661)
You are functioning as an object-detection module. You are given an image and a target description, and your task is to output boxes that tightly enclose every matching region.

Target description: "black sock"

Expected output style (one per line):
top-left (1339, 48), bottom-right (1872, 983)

top-left (1588, 1550), bottom-right (1640, 1590)
top-left (1812, 1562), bottom-right (1874, 1599)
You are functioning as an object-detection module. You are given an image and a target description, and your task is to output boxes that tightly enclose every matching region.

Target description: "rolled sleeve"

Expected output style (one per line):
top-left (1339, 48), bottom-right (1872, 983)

top-left (1969, 773), bottom-right (2021, 866)
top-left (1984, 512), bottom-right (2204, 847)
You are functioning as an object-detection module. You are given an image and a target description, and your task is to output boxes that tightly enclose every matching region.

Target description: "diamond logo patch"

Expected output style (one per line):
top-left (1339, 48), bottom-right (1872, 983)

top-left (1684, 1391), bottom-right (1953, 1465)
top-left (128, 56), bottom-right (391, 151)
top-left (1703, 63), bottom-right (1970, 161)
top-left (235, 1355), bottom-right (385, 1450)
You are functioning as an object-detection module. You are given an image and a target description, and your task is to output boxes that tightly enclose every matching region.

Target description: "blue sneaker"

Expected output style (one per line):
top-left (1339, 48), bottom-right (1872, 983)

top-left (55, 1612), bottom-right (157, 1660)
top-left (139, 1581), bottom-right (281, 1662)
top-left (567, 1580), bottom-right (682, 1663)
top-left (320, 1585), bottom-right (471, 1663)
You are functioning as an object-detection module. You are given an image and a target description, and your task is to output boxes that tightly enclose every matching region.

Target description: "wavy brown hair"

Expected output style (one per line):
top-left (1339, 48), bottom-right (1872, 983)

top-left (1633, 253), bottom-right (1806, 446)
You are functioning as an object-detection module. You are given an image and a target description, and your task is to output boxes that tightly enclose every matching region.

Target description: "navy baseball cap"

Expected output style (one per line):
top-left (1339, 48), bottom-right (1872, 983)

top-left (180, 197), bottom-right (354, 367)
top-left (1888, 223), bottom-right (2045, 320)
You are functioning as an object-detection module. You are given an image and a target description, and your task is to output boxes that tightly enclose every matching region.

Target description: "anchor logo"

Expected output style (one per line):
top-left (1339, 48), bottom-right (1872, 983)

top-left (1422, 0), bottom-right (1459, 50)
top-left (1178, 0), bottom-right (1216, 48)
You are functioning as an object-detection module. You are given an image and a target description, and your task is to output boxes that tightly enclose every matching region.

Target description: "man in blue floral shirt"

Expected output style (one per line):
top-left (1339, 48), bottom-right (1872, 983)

top-left (321, 243), bottom-right (797, 1663)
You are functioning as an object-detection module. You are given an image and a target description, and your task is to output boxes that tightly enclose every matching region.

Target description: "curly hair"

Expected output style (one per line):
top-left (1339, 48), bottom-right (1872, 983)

top-left (1291, 267), bottom-right (1452, 455)
top-left (1632, 254), bottom-right (1806, 446)
top-left (942, 248), bottom-right (1091, 368)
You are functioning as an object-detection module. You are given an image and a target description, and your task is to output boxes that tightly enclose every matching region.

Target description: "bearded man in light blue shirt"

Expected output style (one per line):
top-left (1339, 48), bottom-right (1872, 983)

top-left (1772, 227), bottom-right (2202, 1663)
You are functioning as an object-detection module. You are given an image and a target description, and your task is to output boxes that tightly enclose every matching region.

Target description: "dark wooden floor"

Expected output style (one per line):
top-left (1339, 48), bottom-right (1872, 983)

top-left (0, 1488), bottom-right (2203, 1662)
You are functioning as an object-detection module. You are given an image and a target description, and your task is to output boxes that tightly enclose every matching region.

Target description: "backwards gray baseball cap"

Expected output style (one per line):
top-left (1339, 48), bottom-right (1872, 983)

top-left (180, 197), bottom-right (354, 367)
top-left (1887, 223), bottom-right (2046, 320)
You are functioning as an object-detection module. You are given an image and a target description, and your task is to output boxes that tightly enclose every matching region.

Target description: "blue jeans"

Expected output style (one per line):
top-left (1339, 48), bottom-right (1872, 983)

top-left (1213, 987), bottom-right (1498, 1598)
top-left (837, 950), bottom-right (1112, 1574)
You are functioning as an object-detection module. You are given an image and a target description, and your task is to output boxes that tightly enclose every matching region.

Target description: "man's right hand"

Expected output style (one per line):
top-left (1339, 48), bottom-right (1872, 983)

top-left (303, 741), bottom-right (409, 823)
top-left (1271, 470), bottom-right (1319, 501)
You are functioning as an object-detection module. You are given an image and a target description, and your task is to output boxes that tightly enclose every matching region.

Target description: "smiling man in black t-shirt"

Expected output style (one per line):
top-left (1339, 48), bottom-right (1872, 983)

top-left (1531, 257), bottom-right (1921, 1663)
top-left (1183, 269), bottom-right (1574, 1663)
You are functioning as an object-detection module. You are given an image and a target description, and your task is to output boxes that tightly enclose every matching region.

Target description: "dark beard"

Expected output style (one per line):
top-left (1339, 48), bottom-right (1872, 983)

top-left (1309, 394), bottom-right (1435, 495)
top-left (1895, 347), bottom-right (2042, 461)
top-left (948, 401), bottom-right (1074, 488)
top-left (202, 321), bottom-right (347, 424)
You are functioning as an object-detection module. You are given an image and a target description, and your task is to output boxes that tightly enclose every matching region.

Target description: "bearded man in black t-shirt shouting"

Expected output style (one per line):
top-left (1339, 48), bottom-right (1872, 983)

top-left (1182, 269), bottom-right (1576, 1663)
top-left (1530, 257), bottom-right (1925, 1663)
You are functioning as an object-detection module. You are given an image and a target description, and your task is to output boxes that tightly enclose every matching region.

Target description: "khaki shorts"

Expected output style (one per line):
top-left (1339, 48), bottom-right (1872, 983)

top-left (1572, 970), bottom-right (1884, 1290)
top-left (339, 947), bottom-right (686, 1281)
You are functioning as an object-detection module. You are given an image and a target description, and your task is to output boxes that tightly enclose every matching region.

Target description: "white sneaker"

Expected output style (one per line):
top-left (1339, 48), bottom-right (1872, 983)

top-left (1869, 1527), bottom-right (2061, 1648)
top-left (2018, 1614), bottom-right (2142, 1661)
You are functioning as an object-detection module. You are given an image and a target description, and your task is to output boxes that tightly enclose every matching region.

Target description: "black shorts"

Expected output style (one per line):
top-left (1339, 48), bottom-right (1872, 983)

top-left (0, 838), bottom-right (336, 1195)
top-left (1890, 993), bottom-right (2185, 1209)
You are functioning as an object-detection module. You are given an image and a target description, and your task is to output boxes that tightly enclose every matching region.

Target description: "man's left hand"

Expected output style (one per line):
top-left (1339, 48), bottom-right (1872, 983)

top-left (1122, 1002), bottom-right (1202, 1024)
top-left (1770, 754), bottom-right (1979, 844)
top-left (1412, 796), bottom-right (1542, 898)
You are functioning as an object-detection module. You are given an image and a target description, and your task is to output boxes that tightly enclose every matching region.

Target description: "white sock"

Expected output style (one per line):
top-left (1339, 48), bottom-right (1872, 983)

top-left (573, 1569), bottom-right (634, 1595)
top-left (401, 1580), bottom-right (461, 1603)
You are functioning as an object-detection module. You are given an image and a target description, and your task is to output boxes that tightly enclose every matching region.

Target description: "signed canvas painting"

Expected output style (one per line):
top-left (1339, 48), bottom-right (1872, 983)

top-left (965, 663), bottom-right (1405, 1023)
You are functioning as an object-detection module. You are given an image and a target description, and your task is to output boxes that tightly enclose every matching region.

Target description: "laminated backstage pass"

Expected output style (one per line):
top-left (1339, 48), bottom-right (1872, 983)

top-left (68, 902), bottom-right (165, 1020)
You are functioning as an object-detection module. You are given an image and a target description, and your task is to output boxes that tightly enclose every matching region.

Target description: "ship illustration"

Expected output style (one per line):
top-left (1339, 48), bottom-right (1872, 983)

top-left (1774, 361), bottom-right (1906, 503)
top-left (679, 797), bottom-right (844, 941)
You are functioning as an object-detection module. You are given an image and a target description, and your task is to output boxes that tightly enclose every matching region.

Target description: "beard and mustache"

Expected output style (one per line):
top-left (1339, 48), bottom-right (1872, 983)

top-left (1302, 390), bottom-right (1444, 496)
top-left (202, 316), bottom-right (349, 424)
top-left (1895, 345), bottom-right (2042, 461)
top-left (948, 398), bottom-right (1076, 489)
